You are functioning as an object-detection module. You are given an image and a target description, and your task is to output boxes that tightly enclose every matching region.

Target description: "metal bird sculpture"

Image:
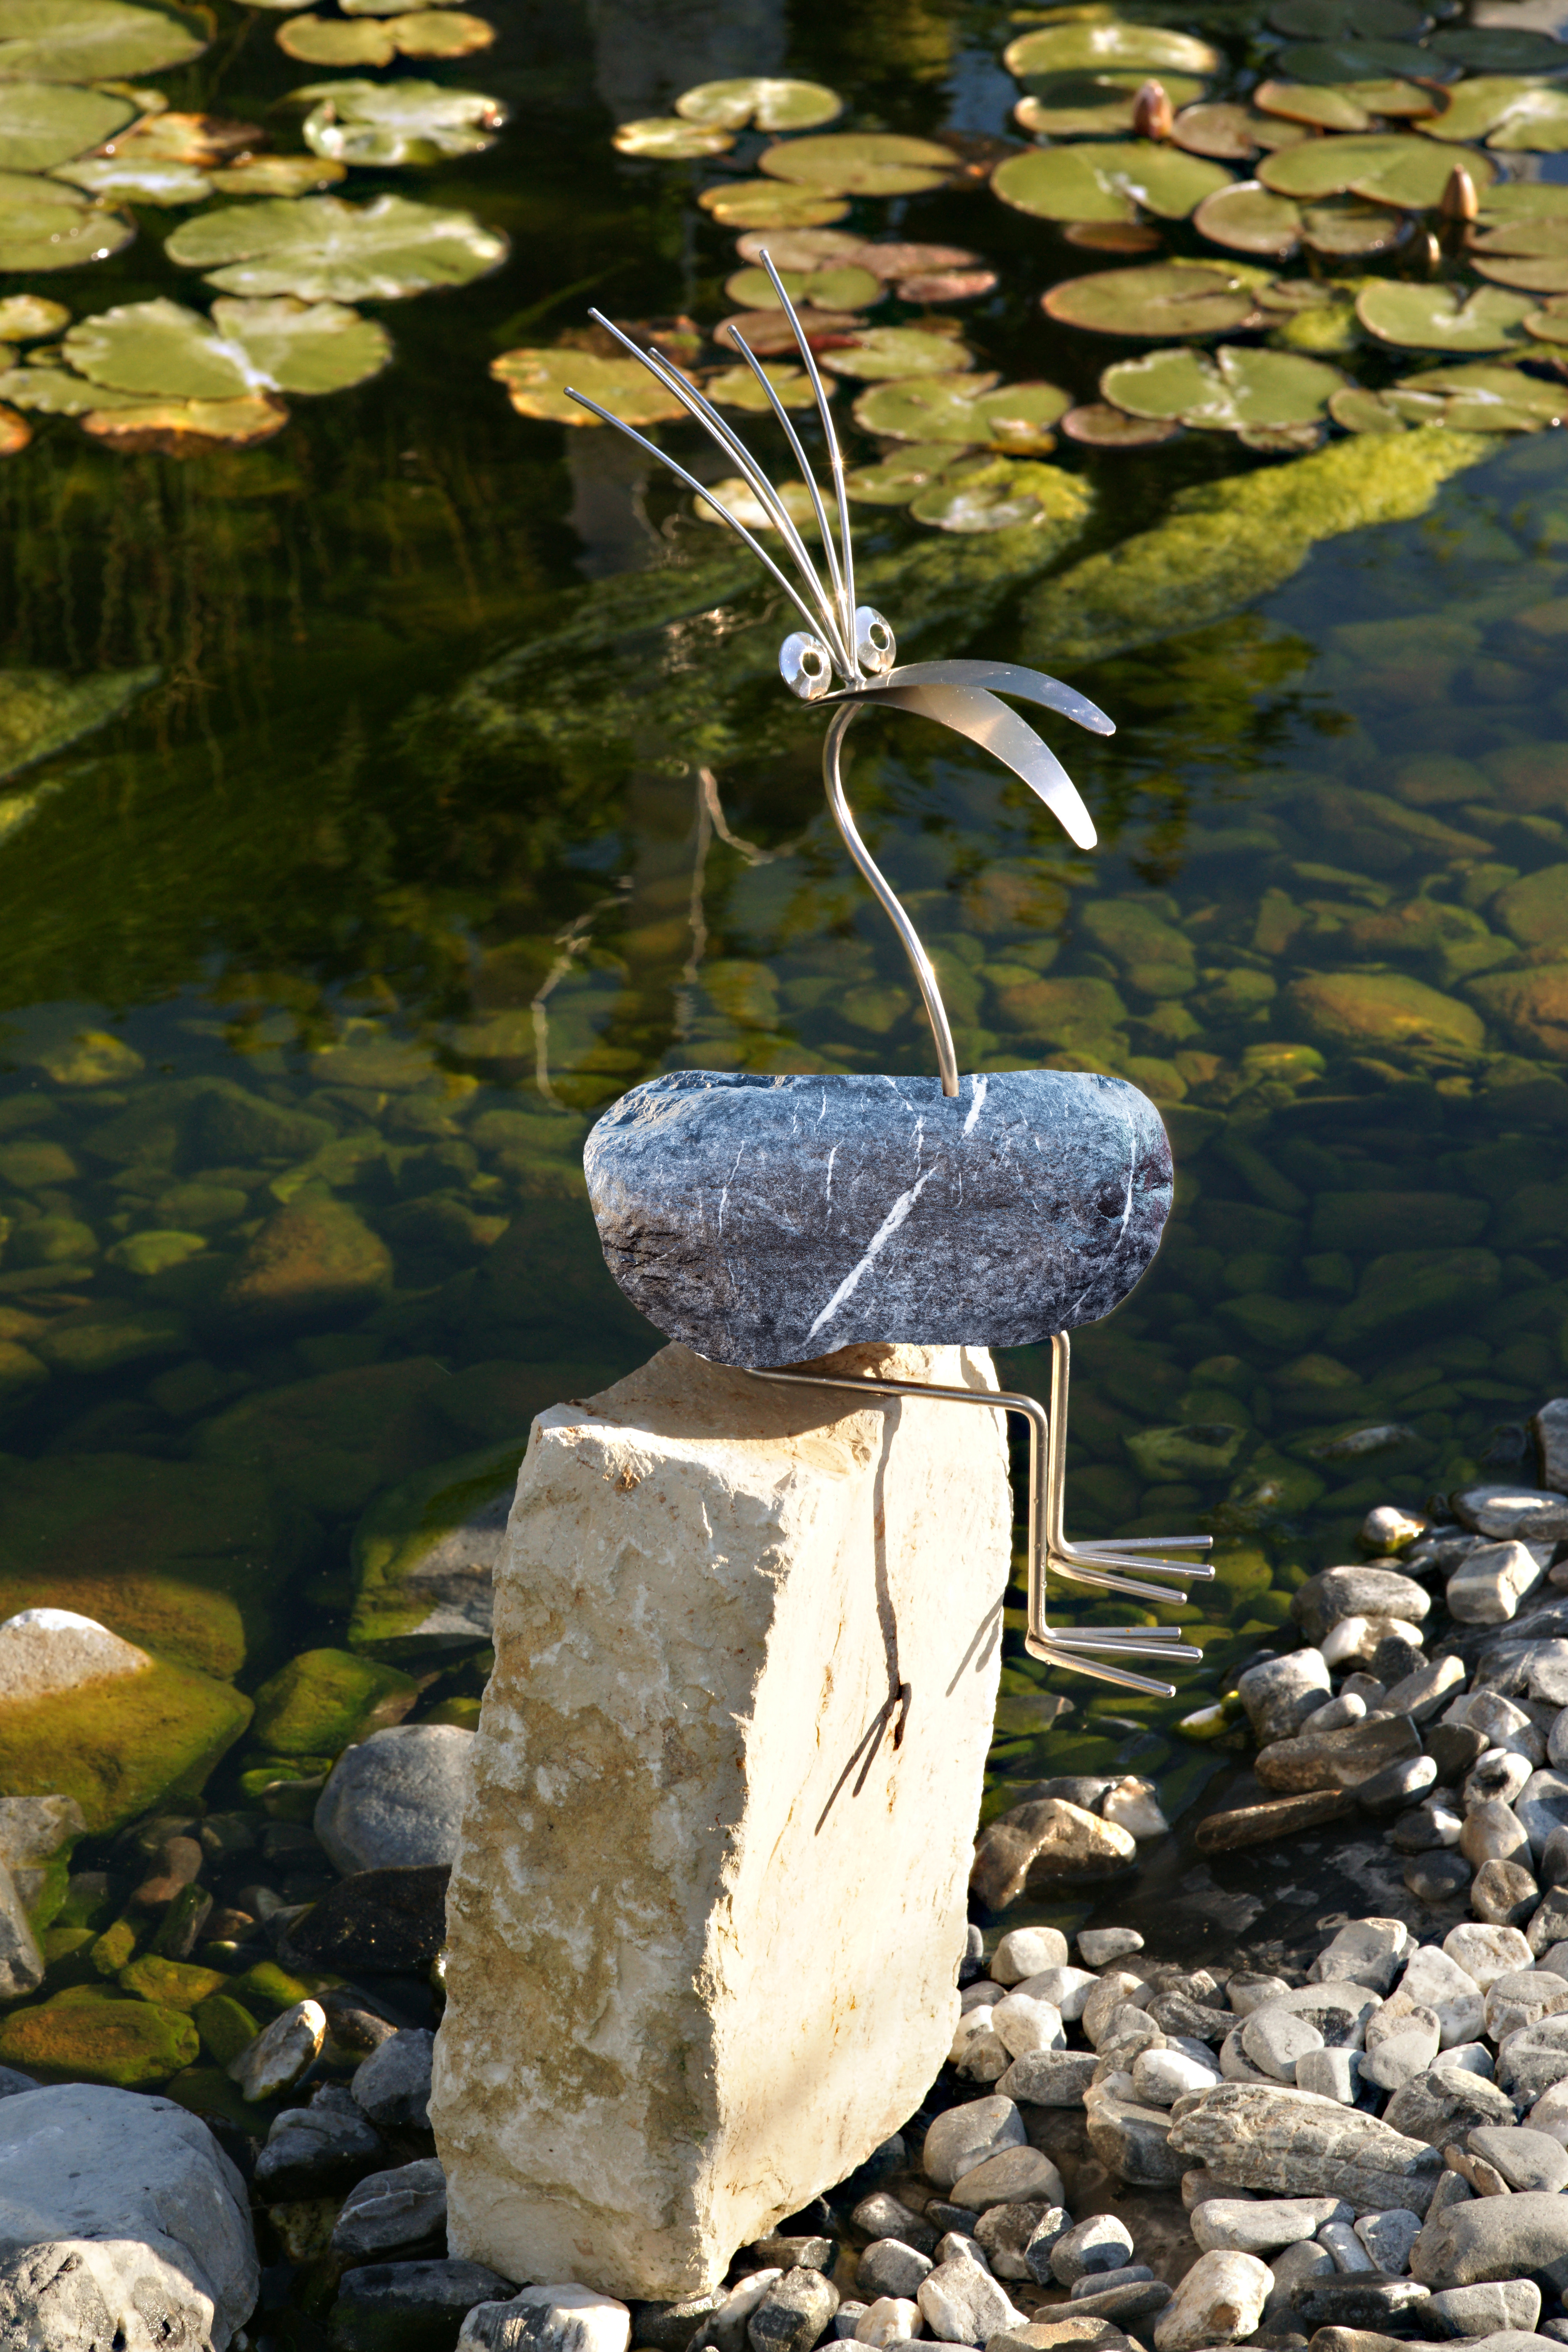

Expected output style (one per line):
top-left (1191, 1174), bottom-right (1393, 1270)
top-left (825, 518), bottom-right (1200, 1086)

top-left (565, 253), bottom-right (1113, 1100)
top-left (569, 266), bottom-right (1209, 1696)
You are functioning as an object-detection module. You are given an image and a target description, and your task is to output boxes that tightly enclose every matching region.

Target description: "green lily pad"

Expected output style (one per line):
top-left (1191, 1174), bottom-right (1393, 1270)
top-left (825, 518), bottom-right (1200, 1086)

top-left (907, 454), bottom-right (1076, 533)
top-left (1393, 359), bottom-right (1568, 427)
top-left (1004, 22), bottom-right (1220, 77)
top-left (52, 156), bottom-right (212, 203)
top-left (1266, 284), bottom-right (1362, 347)
top-left (732, 226), bottom-right (864, 269)
top-left (1303, 192), bottom-right (1407, 253)
top-left (1015, 68), bottom-right (1206, 137)
top-left (0, 359), bottom-right (151, 411)
top-left (845, 441), bottom-right (957, 502)
top-left (1474, 215), bottom-right (1568, 257)
top-left (703, 359), bottom-right (822, 411)
top-left (1526, 295), bottom-right (1568, 345)
top-left (166, 193), bottom-right (508, 300)
top-left (1479, 183), bottom-right (1568, 221)
top-left (0, 172), bottom-right (133, 271)
top-left (1062, 399), bottom-right (1181, 444)
top-left (724, 262), bottom-right (881, 312)
top-left (674, 78), bottom-right (842, 131)
top-left (610, 117), bottom-right (733, 158)
top-left (1429, 25), bottom-right (1568, 70)
top-left (298, 79), bottom-right (505, 165)
top-left (696, 179), bottom-right (848, 229)
top-left (62, 295), bottom-right (391, 397)
top-left (284, 8), bottom-right (492, 59)
top-left (1474, 252), bottom-right (1568, 294)
top-left (0, 296), bottom-right (67, 339)
top-left (1274, 39), bottom-right (1446, 80)
top-left (1419, 76), bottom-right (1568, 149)
top-left (849, 372), bottom-right (1069, 447)
top-left (208, 156), bottom-right (346, 196)
top-left (1330, 383), bottom-right (1405, 429)
top-left (492, 345), bottom-right (692, 426)
top-left (1043, 259), bottom-right (1265, 336)
top-left (1357, 278), bottom-right (1535, 349)
top-left (1102, 340), bottom-right (1346, 430)
top-left (1267, 0), bottom-right (1424, 37)
top-left (0, 81), bottom-right (133, 171)
top-left (817, 325), bottom-right (974, 379)
top-left (1260, 129), bottom-right (1491, 204)
top-left (993, 138), bottom-right (1232, 224)
top-left (1193, 179), bottom-right (1302, 255)
top-left (1171, 100), bottom-right (1309, 157)
top-left (758, 131), bottom-right (955, 196)
top-left (0, 0), bottom-right (206, 79)
top-left (1253, 74), bottom-right (1433, 125)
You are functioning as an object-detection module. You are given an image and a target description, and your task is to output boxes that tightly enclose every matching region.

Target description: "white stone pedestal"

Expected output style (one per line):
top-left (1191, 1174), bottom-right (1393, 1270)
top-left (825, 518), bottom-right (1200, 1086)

top-left (431, 1340), bottom-right (1013, 2299)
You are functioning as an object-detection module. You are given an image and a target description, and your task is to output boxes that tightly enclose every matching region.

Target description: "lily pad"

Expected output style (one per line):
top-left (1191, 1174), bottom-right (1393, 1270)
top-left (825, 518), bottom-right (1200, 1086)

top-left (674, 78), bottom-right (842, 131)
top-left (1330, 383), bottom-right (1405, 430)
top-left (378, 8), bottom-right (491, 52)
top-left (1428, 25), bottom-right (1568, 70)
top-left (0, 82), bottom-right (133, 171)
top-left (1253, 75), bottom-right (1433, 125)
top-left (900, 266), bottom-right (997, 301)
top-left (1193, 179), bottom-right (1302, 254)
top-left (208, 157), bottom-right (347, 196)
top-left (907, 454), bottom-right (1076, 532)
top-left (1062, 400), bottom-right (1181, 444)
top-left (1275, 39), bottom-right (1447, 80)
top-left (1004, 22), bottom-right (1220, 77)
top-left (1478, 183), bottom-right (1568, 221)
top-left (105, 112), bottom-right (263, 163)
top-left (297, 80), bottom-right (505, 165)
top-left (63, 295), bottom-right (391, 398)
top-left (611, 117), bottom-right (733, 159)
top-left (758, 132), bottom-right (955, 197)
top-left (491, 345), bottom-right (693, 427)
top-left (696, 179), bottom-right (848, 229)
top-left (716, 305), bottom-right (863, 356)
top-left (724, 262), bottom-right (881, 312)
top-left (817, 325), bottom-right (975, 379)
top-left (1015, 68), bottom-right (1206, 137)
top-left (1172, 100), bottom-right (1309, 157)
top-left (850, 372), bottom-right (1069, 448)
top-left (0, 360), bottom-right (150, 411)
top-left (1260, 129), bottom-right (1492, 205)
top-left (279, 15), bottom-right (394, 60)
top-left (1267, 0), bottom-right (1424, 37)
top-left (340, 0), bottom-right (476, 13)
top-left (1102, 340), bottom-right (1345, 430)
top-left (732, 227), bottom-right (863, 270)
top-left (993, 138), bottom-right (1232, 223)
top-left (1043, 259), bottom-right (1265, 336)
top-left (1473, 252), bottom-right (1568, 294)
top-left (694, 476), bottom-right (820, 531)
top-left (702, 360), bottom-right (822, 411)
top-left (1356, 278), bottom-right (1534, 348)
top-left (0, 297), bottom-right (67, 339)
top-left (845, 441), bottom-right (956, 502)
top-left (80, 393), bottom-right (288, 453)
top-left (1419, 76), bottom-right (1568, 149)
top-left (1063, 219), bottom-right (1164, 250)
top-left (0, 173), bottom-right (133, 271)
top-left (52, 156), bottom-right (212, 204)
top-left (1337, 360), bottom-right (1568, 428)
top-left (1526, 295), bottom-right (1568, 345)
top-left (0, 0), bottom-right (206, 79)
top-left (165, 193), bottom-right (508, 300)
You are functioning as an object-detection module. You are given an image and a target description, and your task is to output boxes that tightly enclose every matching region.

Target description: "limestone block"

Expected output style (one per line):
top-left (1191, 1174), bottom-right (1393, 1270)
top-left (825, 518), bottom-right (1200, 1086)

top-left (433, 1340), bottom-right (1012, 2300)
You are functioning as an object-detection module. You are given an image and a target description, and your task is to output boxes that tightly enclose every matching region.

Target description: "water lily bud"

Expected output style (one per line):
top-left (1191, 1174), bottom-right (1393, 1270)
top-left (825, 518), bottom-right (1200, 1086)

top-left (1439, 164), bottom-right (1479, 224)
top-left (1132, 79), bottom-right (1174, 140)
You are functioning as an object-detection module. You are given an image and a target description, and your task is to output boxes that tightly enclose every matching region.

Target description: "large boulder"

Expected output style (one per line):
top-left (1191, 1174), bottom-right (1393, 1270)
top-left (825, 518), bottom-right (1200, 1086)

top-left (0, 2084), bottom-right (257, 2348)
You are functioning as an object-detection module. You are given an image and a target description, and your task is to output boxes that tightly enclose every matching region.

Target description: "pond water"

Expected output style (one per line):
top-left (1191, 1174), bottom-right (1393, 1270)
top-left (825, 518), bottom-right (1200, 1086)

top-left (6, 0), bottom-right (1568, 2215)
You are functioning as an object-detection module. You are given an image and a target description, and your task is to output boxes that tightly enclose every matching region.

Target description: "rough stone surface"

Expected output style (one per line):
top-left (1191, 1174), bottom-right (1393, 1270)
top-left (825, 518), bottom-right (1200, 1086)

top-left (917, 2254), bottom-right (1024, 2345)
top-left (992, 1928), bottom-right (1069, 1983)
top-left (459, 2285), bottom-right (632, 2352)
top-left (1255, 1713), bottom-right (1420, 1795)
top-left (857, 2242), bottom-right (932, 2301)
top-left (1191, 2197), bottom-right (1346, 2253)
top-left (1236, 1653), bottom-right (1331, 1745)
top-left (254, 2082), bottom-right (384, 2201)
top-left (352, 2028), bottom-right (434, 2129)
top-left (971, 1801), bottom-right (1136, 1909)
top-left (1383, 2066), bottom-right (1517, 2143)
top-left (313, 1724), bottom-right (473, 1875)
top-left (1152, 2249), bottom-right (1270, 2351)
top-left (998, 2050), bottom-right (1097, 2105)
top-left (1427, 2282), bottom-right (1544, 2337)
top-left (1169, 2084), bottom-right (1443, 2212)
top-left (1412, 2191), bottom-right (1568, 2289)
top-left (1449, 1542), bottom-right (1547, 1625)
top-left (229, 1997), bottom-right (325, 2102)
top-left (1535, 1402), bottom-right (1568, 1493)
top-left (584, 1071), bottom-right (1172, 1364)
top-left (1454, 1488), bottom-right (1568, 1543)
top-left (0, 1866), bottom-right (41, 2002)
top-left (0, 1608), bottom-right (151, 1701)
top-left (332, 2158), bottom-right (448, 2262)
top-left (0, 2084), bottom-right (257, 2351)
top-left (433, 1341), bottom-right (1013, 2297)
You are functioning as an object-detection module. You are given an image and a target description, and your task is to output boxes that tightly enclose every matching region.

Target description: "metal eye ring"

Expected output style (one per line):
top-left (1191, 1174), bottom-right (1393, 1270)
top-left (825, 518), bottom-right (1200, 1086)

top-left (854, 606), bottom-right (896, 676)
top-left (780, 632), bottom-right (833, 702)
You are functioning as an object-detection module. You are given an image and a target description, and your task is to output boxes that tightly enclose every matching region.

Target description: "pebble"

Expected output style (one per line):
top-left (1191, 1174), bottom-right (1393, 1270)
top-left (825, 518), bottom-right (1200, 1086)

top-left (997, 2049), bottom-right (1097, 2105)
top-left (1313, 1917), bottom-right (1412, 1990)
top-left (973, 2201), bottom-right (1068, 2283)
top-left (1407, 1853), bottom-right (1474, 1903)
top-left (1296, 2048), bottom-right (1359, 2104)
top-left (1354, 2209), bottom-right (1423, 2273)
top-left (1469, 1859), bottom-right (1540, 1927)
top-left (1069, 2277), bottom-right (1172, 2322)
top-left (0, 1608), bottom-right (151, 1701)
top-left (990, 1994), bottom-right (1065, 2058)
top-left (313, 1723), bottom-right (474, 1873)
top-left (1482, 1967), bottom-right (1568, 2039)
top-left (852, 2197), bottom-right (935, 2256)
top-left (1290, 2278), bottom-right (1434, 2330)
top-left (952, 2145), bottom-right (1063, 2210)
top-left (991, 1927), bottom-right (1069, 1984)
top-left (1133, 2048), bottom-right (1220, 2106)
top-left (1361, 2002), bottom-right (1442, 2091)
top-left (1318, 2221), bottom-right (1377, 2273)
top-left (458, 2284), bottom-right (632, 2352)
top-left (1078, 1929), bottom-right (1144, 1966)
top-left (1386, 2064), bottom-right (1517, 2139)
top-left (352, 2027), bottom-right (434, 2128)
top-left (853, 2297), bottom-right (919, 2347)
top-left (331, 2157), bottom-right (448, 2261)
top-left (1466, 2124), bottom-right (1568, 2193)
top-left (1152, 2248), bottom-right (1270, 2351)
top-left (1015, 1966), bottom-right (1097, 2020)
top-left (1082, 1971), bottom-right (1153, 2047)
top-left (1426, 2282), bottom-right (1544, 2337)
top-left (1386, 1656), bottom-right (1469, 1722)
top-left (1191, 2197), bottom-right (1347, 2254)
top-left (1449, 1540), bottom-right (1548, 1624)
top-left (1052, 2215), bottom-right (1136, 2284)
top-left (857, 2243), bottom-right (931, 2301)
top-left (1442, 1923), bottom-right (1534, 1989)
top-left (748, 2270), bottom-right (841, 2352)
top-left (922, 2097), bottom-right (1026, 2189)
top-left (1070, 2264), bottom-right (1154, 2298)
top-left (915, 2254), bottom-right (1022, 2345)
top-left (1465, 1752), bottom-right (1535, 1810)
top-left (1461, 1801), bottom-right (1533, 1869)
top-left (228, 1996), bottom-right (325, 2101)
top-left (254, 2082), bottom-right (385, 2200)
top-left (1411, 2189), bottom-right (1568, 2288)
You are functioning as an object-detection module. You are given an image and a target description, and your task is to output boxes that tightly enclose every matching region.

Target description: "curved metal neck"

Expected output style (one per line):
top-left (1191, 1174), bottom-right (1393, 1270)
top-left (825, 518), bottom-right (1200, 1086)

top-left (823, 700), bottom-right (959, 1099)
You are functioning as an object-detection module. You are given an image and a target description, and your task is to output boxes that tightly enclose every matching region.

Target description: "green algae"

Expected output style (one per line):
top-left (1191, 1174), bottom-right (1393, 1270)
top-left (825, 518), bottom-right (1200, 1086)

top-left (251, 1646), bottom-right (418, 1754)
top-left (118, 1954), bottom-right (227, 2009)
top-left (0, 1657), bottom-right (252, 1833)
top-left (192, 1993), bottom-right (260, 2064)
top-left (0, 1996), bottom-right (198, 2086)
top-left (348, 1437), bottom-right (526, 1652)
top-left (1020, 428), bottom-right (1492, 667)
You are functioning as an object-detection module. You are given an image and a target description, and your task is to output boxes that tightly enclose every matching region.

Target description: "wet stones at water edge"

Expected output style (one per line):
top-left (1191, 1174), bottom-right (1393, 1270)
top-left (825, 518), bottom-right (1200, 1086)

top-left (584, 1070), bottom-right (1172, 1365)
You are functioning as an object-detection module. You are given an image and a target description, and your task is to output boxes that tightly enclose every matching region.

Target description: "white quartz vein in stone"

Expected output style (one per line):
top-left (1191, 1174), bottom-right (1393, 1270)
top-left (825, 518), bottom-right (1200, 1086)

top-left (962, 1074), bottom-right (988, 1137)
top-left (806, 1171), bottom-right (936, 1342)
top-left (717, 1144), bottom-right (747, 1234)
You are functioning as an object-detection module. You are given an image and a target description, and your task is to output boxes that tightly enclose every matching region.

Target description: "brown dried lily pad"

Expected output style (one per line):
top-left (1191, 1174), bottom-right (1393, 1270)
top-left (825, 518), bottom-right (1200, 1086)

top-left (80, 392), bottom-right (289, 454)
top-left (1061, 401), bottom-right (1181, 444)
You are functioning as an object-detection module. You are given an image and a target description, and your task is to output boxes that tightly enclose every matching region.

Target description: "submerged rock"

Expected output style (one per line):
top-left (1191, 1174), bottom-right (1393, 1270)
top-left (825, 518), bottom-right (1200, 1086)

top-left (220, 1192), bottom-right (392, 1329)
top-left (315, 1724), bottom-right (474, 1874)
top-left (251, 1649), bottom-right (418, 1760)
top-left (349, 1441), bottom-right (528, 1655)
top-left (584, 1071), bottom-right (1171, 1366)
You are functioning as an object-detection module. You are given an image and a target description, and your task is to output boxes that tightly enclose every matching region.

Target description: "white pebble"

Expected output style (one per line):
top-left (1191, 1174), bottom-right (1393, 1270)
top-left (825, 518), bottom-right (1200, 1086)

top-left (1318, 2221), bottom-right (1375, 2273)
top-left (1078, 1928), bottom-right (1144, 1966)
top-left (855, 2300), bottom-right (922, 2346)
top-left (989, 1993), bottom-right (1064, 2059)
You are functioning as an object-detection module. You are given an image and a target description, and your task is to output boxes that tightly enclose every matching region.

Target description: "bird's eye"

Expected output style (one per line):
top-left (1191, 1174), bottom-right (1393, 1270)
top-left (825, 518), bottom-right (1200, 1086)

top-left (780, 632), bottom-right (833, 701)
top-left (854, 607), bottom-right (896, 676)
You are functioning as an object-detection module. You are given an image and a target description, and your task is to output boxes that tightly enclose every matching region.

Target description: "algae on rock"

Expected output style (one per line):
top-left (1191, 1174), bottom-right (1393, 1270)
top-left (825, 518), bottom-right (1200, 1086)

top-left (1020, 428), bottom-right (1493, 669)
top-left (250, 1647), bottom-right (419, 1754)
top-left (0, 1657), bottom-right (253, 1832)
top-left (349, 1439), bottom-right (528, 1653)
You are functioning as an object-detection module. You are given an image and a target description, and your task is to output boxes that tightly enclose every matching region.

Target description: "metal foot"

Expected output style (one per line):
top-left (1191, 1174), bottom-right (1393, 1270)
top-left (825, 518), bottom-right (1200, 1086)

top-left (738, 1344), bottom-right (1206, 1697)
